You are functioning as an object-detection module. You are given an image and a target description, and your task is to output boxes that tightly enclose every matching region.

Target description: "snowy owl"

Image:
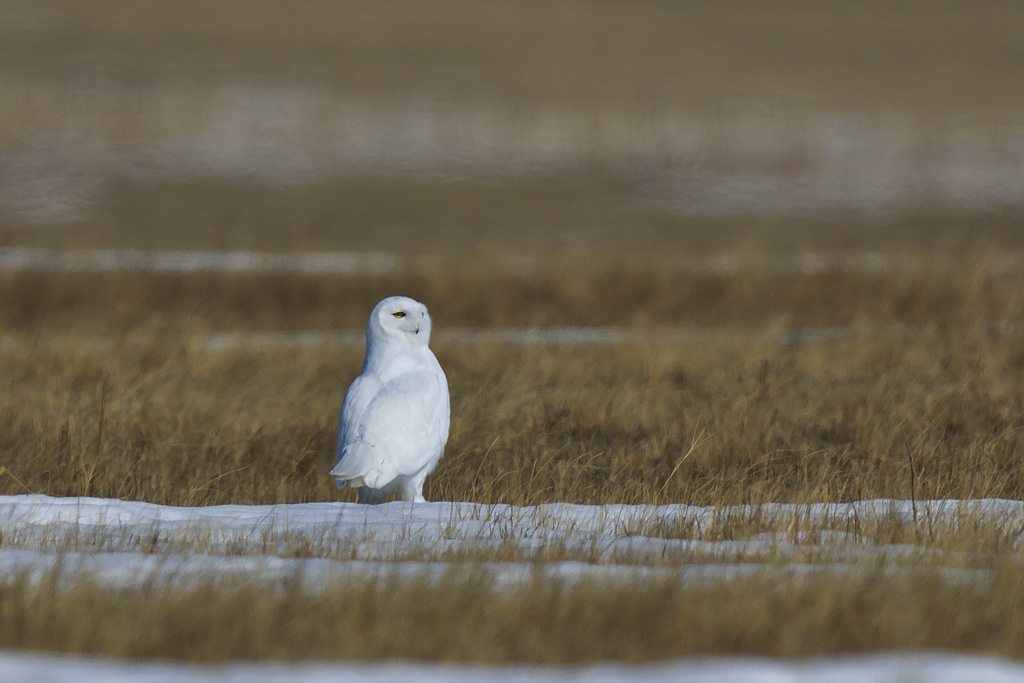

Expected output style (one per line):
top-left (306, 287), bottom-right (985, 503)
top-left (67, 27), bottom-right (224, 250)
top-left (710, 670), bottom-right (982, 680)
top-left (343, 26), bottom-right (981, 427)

top-left (330, 296), bottom-right (450, 504)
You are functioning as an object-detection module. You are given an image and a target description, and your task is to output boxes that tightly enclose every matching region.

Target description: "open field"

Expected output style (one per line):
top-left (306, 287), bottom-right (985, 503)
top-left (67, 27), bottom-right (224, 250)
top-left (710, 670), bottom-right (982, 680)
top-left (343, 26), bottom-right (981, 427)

top-left (4, 547), bottom-right (1024, 663)
top-left (1, 253), bottom-right (1024, 508)
top-left (3, 495), bottom-right (1024, 666)
top-left (3, 0), bottom-right (1024, 677)
top-left (1, 251), bottom-right (1024, 671)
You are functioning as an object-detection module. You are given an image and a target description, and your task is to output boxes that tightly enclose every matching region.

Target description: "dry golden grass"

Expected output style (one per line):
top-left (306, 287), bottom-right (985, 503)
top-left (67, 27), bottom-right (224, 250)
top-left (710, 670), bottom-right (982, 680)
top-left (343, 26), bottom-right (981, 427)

top-left (2, 246), bottom-right (1024, 332)
top-left (1, 250), bottom-right (1023, 663)
top-left (2, 561), bottom-right (1023, 663)
top-left (0, 252), bottom-right (1022, 509)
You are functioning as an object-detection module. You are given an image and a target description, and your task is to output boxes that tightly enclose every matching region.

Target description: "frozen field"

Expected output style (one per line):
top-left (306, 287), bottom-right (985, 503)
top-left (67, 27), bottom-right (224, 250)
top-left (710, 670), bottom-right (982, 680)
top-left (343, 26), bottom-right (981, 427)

top-left (2, 494), bottom-right (1023, 680)
top-left (3, 494), bottom-right (1022, 582)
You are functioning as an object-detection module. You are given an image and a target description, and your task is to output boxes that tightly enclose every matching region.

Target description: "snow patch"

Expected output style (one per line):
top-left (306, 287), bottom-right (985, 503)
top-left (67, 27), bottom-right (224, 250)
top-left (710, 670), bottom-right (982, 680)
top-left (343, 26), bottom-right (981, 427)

top-left (1, 651), bottom-right (1023, 683)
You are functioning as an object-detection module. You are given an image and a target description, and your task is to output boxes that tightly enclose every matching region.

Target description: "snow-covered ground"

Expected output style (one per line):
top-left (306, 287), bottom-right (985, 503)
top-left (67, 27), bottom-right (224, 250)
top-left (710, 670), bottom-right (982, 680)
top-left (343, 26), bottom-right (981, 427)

top-left (1, 495), bottom-right (1021, 680)
top-left (0, 495), bottom-right (1017, 589)
top-left (3, 651), bottom-right (1024, 683)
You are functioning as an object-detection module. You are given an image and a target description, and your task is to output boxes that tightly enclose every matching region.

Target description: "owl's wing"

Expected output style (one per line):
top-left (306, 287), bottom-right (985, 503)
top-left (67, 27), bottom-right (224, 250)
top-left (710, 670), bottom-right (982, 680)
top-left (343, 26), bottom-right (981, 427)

top-left (334, 372), bottom-right (381, 471)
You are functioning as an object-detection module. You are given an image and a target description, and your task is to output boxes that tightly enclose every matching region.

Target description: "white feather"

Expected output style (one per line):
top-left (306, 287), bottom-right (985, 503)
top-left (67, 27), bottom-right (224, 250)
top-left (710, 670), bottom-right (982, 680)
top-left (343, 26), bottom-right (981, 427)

top-left (330, 296), bottom-right (450, 503)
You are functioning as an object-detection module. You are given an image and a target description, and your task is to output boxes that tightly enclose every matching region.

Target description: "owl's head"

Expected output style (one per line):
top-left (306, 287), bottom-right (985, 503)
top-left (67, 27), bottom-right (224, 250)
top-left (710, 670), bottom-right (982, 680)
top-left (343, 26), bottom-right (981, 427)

top-left (368, 296), bottom-right (433, 347)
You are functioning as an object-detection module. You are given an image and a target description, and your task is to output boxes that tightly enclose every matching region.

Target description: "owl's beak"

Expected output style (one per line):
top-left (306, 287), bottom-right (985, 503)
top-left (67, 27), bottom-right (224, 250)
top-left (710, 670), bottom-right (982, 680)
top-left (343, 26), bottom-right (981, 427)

top-left (414, 325), bottom-right (421, 334)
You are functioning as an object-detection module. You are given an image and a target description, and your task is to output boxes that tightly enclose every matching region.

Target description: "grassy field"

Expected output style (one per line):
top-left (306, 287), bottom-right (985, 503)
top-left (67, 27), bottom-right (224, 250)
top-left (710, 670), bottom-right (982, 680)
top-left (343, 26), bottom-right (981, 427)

top-left (2, 0), bottom-right (1024, 669)
top-left (4, 249), bottom-right (1024, 664)
top-left (4, 563), bottom-right (1024, 663)
top-left (1, 253), bottom-right (1024, 509)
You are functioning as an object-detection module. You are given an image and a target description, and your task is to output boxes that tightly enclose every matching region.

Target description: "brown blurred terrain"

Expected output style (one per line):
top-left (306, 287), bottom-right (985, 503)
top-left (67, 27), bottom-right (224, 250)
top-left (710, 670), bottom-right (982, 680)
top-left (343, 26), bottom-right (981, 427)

top-left (5, 0), bottom-right (1023, 108)
top-left (0, 0), bottom-right (1021, 249)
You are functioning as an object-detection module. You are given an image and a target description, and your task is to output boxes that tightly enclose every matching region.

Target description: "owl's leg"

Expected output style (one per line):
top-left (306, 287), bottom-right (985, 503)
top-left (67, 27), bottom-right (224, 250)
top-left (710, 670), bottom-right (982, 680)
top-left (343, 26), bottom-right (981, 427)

top-left (357, 486), bottom-right (387, 505)
top-left (399, 471), bottom-right (428, 503)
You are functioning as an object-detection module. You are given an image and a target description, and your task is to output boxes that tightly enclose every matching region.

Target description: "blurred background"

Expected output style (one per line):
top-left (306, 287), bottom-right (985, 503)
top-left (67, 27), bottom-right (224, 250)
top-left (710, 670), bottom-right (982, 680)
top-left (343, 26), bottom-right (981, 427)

top-left (2, 0), bottom-right (1022, 255)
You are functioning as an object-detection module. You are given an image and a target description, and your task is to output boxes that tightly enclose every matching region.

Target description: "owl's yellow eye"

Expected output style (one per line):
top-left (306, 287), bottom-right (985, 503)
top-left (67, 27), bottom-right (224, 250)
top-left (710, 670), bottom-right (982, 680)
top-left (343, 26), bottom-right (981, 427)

top-left (393, 311), bottom-right (406, 318)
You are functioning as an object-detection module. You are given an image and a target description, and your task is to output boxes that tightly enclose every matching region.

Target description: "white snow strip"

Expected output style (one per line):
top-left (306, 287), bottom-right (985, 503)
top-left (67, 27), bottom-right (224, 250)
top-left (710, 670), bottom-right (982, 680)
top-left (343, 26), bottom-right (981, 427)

top-left (3, 247), bottom-right (1024, 277)
top-left (0, 247), bottom-right (398, 275)
top-left (3, 495), bottom-right (1018, 546)
top-left (4, 322), bottom-right (1002, 353)
top-left (0, 545), bottom-right (988, 594)
top-left (0, 323), bottom-right (954, 353)
top-left (0, 495), bottom-right (961, 549)
top-left (202, 324), bottom-right (933, 350)
top-left (0, 496), bottom-right (1019, 566)
top-left (2, 651), bottom-right (1024, 683)
top-left (5, 546), bottom-right (938, 593)
top-left (0, 325), bottom-right (944, 354)
top-left (8, 322), bottom-right (1016, 352)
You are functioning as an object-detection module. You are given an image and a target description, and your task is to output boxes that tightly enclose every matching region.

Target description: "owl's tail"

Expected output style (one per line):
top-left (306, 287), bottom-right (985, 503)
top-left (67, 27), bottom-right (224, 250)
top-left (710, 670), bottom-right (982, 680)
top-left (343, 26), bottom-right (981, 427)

top-left (330, 441), bottom-right (378, 489)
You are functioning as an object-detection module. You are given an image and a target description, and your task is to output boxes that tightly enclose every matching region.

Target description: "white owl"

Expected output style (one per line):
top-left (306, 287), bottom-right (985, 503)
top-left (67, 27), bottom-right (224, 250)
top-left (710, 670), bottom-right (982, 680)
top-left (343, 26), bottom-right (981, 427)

top-left (330, 296), bottom-right (450, 503)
